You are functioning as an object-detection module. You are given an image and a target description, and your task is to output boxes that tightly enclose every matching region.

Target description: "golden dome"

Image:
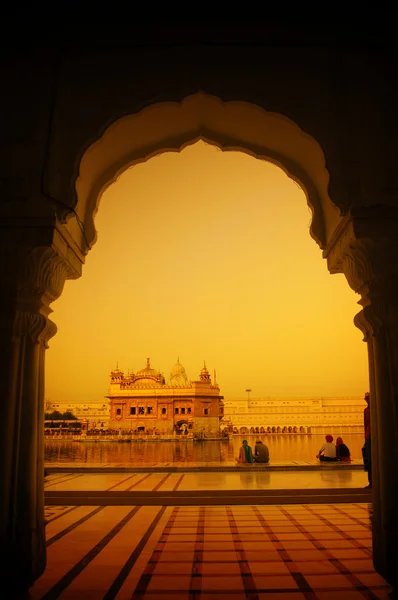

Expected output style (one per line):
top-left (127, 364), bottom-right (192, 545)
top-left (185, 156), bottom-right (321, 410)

top-left (130, 358), bottom-right (165, 385)
top-left (135, 358), bottom-right (158, 378)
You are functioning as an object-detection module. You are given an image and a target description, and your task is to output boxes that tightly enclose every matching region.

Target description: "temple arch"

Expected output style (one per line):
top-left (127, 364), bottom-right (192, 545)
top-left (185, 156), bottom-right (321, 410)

top-left (70, 92), bottom-right (342, 259)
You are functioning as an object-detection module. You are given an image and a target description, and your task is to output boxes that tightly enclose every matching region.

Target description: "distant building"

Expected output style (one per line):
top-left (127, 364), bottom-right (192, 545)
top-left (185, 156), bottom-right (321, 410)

top-left (45, 399), bottom-right (110, 428)
top-left (221, 396), bottom-right (366, 434)
top-left (107, 358), bottom-right (224, 436)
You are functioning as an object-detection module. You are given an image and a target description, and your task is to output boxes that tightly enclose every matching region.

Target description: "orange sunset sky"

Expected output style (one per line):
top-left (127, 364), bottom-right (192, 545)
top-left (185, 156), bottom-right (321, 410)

top-left (45, 141), bottom-right (369, 404)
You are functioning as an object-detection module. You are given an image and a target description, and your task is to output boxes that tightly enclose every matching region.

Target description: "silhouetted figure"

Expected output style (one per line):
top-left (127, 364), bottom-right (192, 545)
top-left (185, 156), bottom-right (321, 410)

top-left (236, 439), bottom-right (254, 463)
top-left (362, 392), bottom-right (372, 488)
top-left (316, 434), bottom-right (337, 462)
top-left (336, 437), bottom-right (351, 462)
top-left (254, 440), bottom-right (270, 463)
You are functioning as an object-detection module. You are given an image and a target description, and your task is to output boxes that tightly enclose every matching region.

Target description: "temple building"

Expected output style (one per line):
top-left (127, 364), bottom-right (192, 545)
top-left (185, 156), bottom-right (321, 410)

top-left (107, 358), bottom-right (224, 436)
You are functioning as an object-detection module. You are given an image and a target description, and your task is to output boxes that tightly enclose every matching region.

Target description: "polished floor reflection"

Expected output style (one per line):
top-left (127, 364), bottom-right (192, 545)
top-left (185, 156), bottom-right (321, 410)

top-left (30, 503), bottom-right (391, 599)
top-left (45, 470), bottom-right (369, 492)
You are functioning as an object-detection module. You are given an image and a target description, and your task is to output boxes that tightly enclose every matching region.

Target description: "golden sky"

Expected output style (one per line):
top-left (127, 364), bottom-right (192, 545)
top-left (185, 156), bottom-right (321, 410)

top-left (45, 141), bottom-right (369, 404)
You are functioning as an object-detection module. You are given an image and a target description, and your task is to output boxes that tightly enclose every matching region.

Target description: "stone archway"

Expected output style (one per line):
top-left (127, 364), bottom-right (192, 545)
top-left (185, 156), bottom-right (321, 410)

top-left (2, 91), bottom-right (398, 593)
top-left (72, 92), bottom-right (340, 254)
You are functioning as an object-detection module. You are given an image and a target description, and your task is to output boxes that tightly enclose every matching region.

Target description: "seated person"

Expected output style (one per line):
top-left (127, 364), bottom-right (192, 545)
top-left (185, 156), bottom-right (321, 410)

top-left (254, 440), bottom-right (270, 463)
top-left (336, 436), bottom-right (351, 462)
top-left (236, 439), bottom-right (254, 464)
top-left (316, 434), bottom-right (337, 462)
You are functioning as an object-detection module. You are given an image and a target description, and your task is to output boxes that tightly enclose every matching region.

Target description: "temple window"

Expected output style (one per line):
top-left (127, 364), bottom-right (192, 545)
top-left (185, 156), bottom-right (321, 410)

top-left (116, 408), bottom-right (121, 415)
top-left (147, 406), bottom-right (153, 415)
top-left (130, 407), bottom-right (136, 415)
top-left (181, 407), bottom-right (186, 414)
top-left (187, 407), bottom-right (191, 414)
top-left (138, 407), bottom-right (145, 415)
top-left (175, 408), bottom-right (179, 414)
top-left (204, 408), bottom-right (209, 416)
top-left (161, 408), bottom-right (167, 415)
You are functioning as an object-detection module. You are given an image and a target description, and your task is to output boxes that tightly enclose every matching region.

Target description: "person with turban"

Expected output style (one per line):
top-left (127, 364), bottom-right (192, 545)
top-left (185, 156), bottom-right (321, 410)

top-left (316, 434), bottom-right (337, 462)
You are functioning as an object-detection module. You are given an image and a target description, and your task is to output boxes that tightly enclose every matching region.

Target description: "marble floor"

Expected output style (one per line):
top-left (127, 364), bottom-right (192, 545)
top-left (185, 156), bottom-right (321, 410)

top-left (45, 459), bottom-right (365, 471)
top-left (45, 470), bottom-right (370, 493)
top-left (30, 503), bottom-right (391, 599)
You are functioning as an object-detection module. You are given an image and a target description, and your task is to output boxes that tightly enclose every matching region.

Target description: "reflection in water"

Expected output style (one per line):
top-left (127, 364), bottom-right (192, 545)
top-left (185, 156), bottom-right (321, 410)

top-left (44, 434), bottom-right (364, 464)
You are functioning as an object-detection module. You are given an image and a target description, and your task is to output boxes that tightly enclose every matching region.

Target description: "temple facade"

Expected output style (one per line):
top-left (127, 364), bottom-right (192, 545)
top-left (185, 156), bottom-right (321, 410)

top-left (107, 358), bottom-right (224, 436)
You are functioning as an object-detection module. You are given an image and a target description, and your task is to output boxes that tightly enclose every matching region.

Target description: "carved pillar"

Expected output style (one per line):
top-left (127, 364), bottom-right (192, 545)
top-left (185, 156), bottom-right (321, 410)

top-left (0, 217), bottom-right (83, 596)
top-left (325, 207), bottom-right (398, 588)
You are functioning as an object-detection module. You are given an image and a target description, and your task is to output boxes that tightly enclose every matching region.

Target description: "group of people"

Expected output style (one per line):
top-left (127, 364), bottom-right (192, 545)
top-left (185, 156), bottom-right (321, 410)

top-left (236, 439), bottom-right (269, 464)
top-left (316, 434), bottom-right (351, 462)
top-left (236, 392), bottom-right (372, 490)
top-left (316, 391), bottom-right (372, 491)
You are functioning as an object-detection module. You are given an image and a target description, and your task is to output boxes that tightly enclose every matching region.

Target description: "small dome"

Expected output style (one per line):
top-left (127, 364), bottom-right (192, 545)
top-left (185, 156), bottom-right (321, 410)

top-left (171, 358), bottom-right (186, 376)
top-left (110, 362), bottom-right (124, 378)
top-left (200, 361), bottom-right (211, 382)
top-left (170, 357), bottom-right (188, 386)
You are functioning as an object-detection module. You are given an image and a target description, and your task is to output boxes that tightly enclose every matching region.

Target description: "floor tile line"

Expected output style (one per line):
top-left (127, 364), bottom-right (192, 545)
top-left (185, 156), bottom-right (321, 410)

top-left (305, 505), bottom-right (378, 598)
top-left (128, 506), bottom-right (179, 599)
top-left (251, 506), bottom-right (286, 548)
top-left (152, 473), bottom-right (172, 492)
top-left (289, 573), bottom-right (318, 600)
top-left (353, 502), bottom-right (372, 513)
top-left (278, 506), bottom-right (320, 551)
top-left (305, 504), bottom-right (372, 555)
top-left (45, 473), bottom-right (74, 484)
top-left (46, 506), bottom-right (105, 547)
top-left (102, 506), bottom-right (168, 600)
top-left (328, 558), bottom-right (381, 600)
top-left (125, 473), bottom-right (152, 491)
top-left (46, 506), bottom-right (78, 524)
top-left (332, 503), bottom-right (372, 530)
top-left (226, 506), bottom-right (258, 600)
top-left (44, 473), bottom-right (85, 488)
top-left (189, 506), bottom-right (205, 596)
top-left (40, 506), bottom-right (141, 600)
top-left (173, 474), bottom-right (185, 491)
top-left (106, 473), bottom-right (138, 491)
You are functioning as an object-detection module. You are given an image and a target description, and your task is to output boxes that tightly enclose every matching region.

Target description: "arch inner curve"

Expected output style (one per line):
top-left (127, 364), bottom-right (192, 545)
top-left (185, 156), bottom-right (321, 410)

top-left (72, 92), bottom-right (341, 255)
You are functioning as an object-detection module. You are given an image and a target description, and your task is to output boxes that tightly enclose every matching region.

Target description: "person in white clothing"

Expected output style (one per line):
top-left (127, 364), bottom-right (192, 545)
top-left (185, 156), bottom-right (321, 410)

top-left (316, 434), bottom-right (338, 462)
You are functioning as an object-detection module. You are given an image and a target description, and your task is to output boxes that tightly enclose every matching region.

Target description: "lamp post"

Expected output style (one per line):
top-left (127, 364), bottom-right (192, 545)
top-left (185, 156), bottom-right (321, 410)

top-left (245, 389), bottom-right (252, 402)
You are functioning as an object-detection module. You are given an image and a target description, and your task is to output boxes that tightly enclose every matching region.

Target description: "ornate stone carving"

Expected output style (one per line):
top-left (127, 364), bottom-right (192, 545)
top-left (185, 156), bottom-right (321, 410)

top-left (354, 306), bottom-right (383, 341)
top-left (9, 246), bottom-right (70, 346)
top-left (324, 207), bottom-right (398, 337)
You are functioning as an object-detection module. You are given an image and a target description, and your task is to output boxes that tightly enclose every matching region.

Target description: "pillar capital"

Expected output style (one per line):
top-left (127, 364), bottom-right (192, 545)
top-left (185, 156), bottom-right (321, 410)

top-left (0, 216), bottom-right (84, 346)
top-left (323, 206), bottom-right (398, 335)
top-left (12, 246), bottom-right (70, 347)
